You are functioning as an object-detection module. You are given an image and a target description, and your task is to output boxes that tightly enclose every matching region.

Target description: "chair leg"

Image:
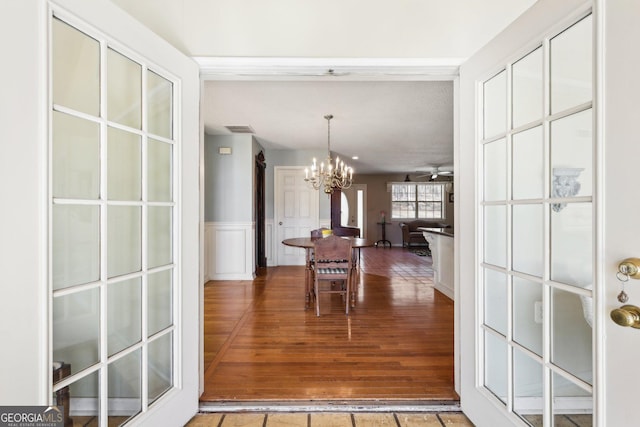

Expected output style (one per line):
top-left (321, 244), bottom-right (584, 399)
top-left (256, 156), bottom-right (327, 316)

top-left (344, 276), bottom-right (350, 315)
top-left (305, 268), bottom-right (311, 309)
top-left (315, 277), bottom-right (321, 317)
top-left (350, 267), bottom-right (357, 308)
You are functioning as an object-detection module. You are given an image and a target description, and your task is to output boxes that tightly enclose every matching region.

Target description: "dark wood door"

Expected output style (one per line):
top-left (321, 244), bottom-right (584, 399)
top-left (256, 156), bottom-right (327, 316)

top-left (255, 151), bottom-right (267, 268)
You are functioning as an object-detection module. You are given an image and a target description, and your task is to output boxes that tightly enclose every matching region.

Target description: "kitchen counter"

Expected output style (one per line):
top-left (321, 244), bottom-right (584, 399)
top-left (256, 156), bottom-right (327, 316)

top-left (418, 227), bottom-right (454, 238)
top-left (418, 227), bottom-right (454, 300)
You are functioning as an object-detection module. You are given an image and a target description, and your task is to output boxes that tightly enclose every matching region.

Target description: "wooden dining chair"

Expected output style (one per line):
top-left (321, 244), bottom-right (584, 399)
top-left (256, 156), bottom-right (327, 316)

top-left (312, 234), bottom-right (353, 316)
top-left (306, 228), bottom-right (330, 305)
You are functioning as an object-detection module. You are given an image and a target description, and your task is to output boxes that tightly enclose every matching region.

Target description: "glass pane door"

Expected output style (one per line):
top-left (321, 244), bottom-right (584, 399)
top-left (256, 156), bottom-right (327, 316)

top-left (479, 13), bottom-right (594, 427)
top-left (51, 15), bottom-right (176, 426)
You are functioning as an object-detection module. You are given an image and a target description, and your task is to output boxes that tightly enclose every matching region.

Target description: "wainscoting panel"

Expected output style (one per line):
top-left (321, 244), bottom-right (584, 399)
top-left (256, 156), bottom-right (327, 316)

top-left (205, 222), bottom-right (255, 281)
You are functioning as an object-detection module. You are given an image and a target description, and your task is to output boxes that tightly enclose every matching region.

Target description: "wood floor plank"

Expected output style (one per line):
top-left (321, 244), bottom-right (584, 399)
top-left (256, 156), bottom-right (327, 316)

top-left (202, 247), bottom-right (457, 402)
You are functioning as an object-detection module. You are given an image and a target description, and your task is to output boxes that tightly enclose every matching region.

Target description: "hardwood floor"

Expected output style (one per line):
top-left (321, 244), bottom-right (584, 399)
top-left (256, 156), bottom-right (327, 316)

top-left (201, 247), bottom-right (456, 403)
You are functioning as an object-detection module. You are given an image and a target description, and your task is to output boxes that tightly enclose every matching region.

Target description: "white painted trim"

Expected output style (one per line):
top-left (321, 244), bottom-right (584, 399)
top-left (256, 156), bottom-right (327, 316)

top-left (71, 397), bottom-right (140, 416)
top-left (512, 396), bottom-right (593, 413)
top-left (435, 284), bottom-right (455, 301)
top-left (198, 76), bottom-right (206, 398)
top-left (40, 0), bottom-right (51, 405)
top-left (593, 2), bottom-right (605, 426)
top-left (195, 57), bottom-right (462, 81)
top-left (266, 219), bottom-right (275, 267)
top-left (452, 75), bottom-right (461, 396)
top-left (423, 232), bottom-right (455, 301)
top-left (204, 222), bottom-right (255, 281)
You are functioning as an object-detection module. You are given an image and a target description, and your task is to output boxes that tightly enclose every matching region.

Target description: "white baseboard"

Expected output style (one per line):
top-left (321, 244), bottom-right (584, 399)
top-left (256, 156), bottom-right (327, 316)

top-left (435, 283), bottom-right (455, 300)
top-left (70, 397), bottom-right (139, 417)
top-left (511, 396), bottom-right (592, 414)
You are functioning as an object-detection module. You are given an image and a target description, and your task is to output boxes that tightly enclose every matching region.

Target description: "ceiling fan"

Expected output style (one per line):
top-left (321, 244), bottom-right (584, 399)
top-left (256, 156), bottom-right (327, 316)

top-left (415, 165), bottom-right (454, 181)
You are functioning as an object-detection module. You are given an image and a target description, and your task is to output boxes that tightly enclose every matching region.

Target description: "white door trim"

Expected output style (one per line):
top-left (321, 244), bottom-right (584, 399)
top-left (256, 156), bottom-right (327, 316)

top-left (194, 57), bottom-right (462, 81)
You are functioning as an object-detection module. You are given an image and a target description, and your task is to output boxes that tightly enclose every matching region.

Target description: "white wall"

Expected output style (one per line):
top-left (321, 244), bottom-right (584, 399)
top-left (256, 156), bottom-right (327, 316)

top-left (204, 134), bottom-right (254, 222)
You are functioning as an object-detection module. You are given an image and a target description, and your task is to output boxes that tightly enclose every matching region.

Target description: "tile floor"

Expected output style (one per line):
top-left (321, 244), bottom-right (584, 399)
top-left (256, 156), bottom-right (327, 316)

top-left (186, 411), bottom-right (474, 427)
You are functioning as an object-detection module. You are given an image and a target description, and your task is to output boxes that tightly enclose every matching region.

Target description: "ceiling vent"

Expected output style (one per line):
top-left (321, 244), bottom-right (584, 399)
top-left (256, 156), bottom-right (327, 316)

top-left (225, 125), bottom-right (255, 134)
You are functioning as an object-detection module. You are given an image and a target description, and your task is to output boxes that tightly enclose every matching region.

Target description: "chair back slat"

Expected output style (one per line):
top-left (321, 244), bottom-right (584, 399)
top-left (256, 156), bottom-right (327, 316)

top-left (313, 235), bottom-right (353, 269)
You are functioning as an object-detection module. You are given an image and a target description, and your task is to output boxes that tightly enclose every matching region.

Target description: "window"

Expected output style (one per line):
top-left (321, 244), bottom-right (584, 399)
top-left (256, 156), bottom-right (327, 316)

top-left (391, 182), bottom-right (446, 219)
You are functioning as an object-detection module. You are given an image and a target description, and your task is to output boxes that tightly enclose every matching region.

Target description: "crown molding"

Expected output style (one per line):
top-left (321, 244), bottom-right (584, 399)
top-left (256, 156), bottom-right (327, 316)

top-left (194, 57), bottom-right (463, 81)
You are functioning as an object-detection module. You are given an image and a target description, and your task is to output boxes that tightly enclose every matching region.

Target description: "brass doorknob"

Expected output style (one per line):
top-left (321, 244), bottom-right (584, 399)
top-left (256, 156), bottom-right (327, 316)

top-left (619, 258), bottom-right (640, 279)
top-left (611, 305), bottom-right (640, 328)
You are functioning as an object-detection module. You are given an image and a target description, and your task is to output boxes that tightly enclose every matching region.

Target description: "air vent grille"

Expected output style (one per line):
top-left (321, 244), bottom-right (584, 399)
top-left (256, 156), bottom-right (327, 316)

top-left (225, 125), bottom-right (255, 134)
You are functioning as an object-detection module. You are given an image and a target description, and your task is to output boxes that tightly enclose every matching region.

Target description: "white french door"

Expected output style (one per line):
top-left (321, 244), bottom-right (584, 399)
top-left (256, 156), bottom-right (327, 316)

top-left (459, 1), bottom-right (599, 426)
top-left (47, 1), bottom-right (199, 426)
top-left (481, 12), bottom-right (594, 426)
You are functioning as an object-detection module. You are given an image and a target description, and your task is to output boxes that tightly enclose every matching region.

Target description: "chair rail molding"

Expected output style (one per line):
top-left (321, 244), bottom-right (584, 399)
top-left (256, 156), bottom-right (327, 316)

top-left (205, 221), bottom-right (255, 281)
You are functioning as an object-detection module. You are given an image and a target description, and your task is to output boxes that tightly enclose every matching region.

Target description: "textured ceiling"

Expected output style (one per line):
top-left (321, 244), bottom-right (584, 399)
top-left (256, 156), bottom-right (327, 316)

top-left (203, 80), bottom-right (454, 174)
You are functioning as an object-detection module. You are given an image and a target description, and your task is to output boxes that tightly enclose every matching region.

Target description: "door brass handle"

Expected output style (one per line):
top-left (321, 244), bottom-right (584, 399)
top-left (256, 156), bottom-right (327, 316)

top-left (619, 258), bottom-right (640, 279)
top-left (611, 305), bottom-right (640, 328)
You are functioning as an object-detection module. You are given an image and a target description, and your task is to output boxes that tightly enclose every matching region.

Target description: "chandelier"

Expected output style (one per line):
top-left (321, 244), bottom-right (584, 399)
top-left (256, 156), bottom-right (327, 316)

top-left (304, 114), bottom-right (353, 194)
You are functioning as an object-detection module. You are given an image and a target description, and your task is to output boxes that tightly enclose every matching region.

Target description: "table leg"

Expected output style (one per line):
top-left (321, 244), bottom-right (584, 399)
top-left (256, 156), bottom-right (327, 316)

top-left (305, 248), bottom-right (312, 309)
top-left (375, 222), bottom-right (392, 248)
top-left (350, 248), bottom-right (360, 308)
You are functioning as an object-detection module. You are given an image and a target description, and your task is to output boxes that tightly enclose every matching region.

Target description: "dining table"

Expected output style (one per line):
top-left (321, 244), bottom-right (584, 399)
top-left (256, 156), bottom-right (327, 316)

top-left (282, 236), bottom-right (374, 309)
